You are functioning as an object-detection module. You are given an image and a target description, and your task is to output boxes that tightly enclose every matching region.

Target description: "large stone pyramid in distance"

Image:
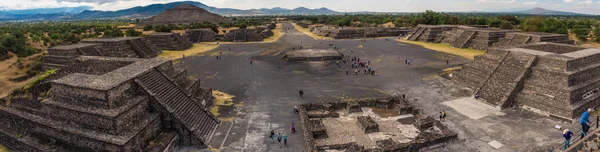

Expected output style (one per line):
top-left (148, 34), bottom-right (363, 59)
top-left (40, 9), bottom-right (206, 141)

top-left (140, 4), bottom-right (231, 26)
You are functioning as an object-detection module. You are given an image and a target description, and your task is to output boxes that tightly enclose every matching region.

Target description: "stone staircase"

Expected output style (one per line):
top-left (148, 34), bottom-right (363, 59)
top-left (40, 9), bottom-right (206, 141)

top-left (434, 35), bottom-right (444, 43)
top-left (508, 35), bottom-right (531, 46)
top-left (452, 30), bottom-right (475, 48)
top-left (129, 39), bottom-right (158, 58)
top-left (477, 52), bottom-right (536, 107)
top-left (408, 27), bottom-right (425, 41)
top-left (77, 47), bottom-right (102, 56)
top-left (452, 50), bottom-right (508, 90)
top-left (135, 69), bottom-right (219, 146)
top-left (234, 30), bottom-right (247, 42)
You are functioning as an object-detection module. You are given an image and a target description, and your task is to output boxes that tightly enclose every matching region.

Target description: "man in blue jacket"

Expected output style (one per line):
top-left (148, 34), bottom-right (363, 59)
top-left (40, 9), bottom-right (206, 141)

top-left (580, 108), bottom-right (594, 138)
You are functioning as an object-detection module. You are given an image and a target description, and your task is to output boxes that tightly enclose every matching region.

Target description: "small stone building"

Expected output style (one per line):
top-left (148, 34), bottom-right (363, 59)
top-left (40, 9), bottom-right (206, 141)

top-left (183, 29), bottom-right (216, 43)
top-left (80, 37), bottom-right (161, 58)
top-left (406, 25), bottom-right (458, 42)
top-left (495, 32), bottom-right (575, 46)
top-left (1, 56), bottom-right (217, 151)
top-left (146, 33), bottom-right (193, 50)
top-left (44, 37), bottom-right (162, 70)
top-left (222, 28), bottom-right (270, 42)
top-left (442, 28), bottom-right (519, 50)
top-left (452, 42), bottom-right (600, 121)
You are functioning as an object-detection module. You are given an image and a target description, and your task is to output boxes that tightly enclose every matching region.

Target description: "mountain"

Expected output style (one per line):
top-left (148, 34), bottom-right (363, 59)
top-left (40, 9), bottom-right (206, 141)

top-left (72, 1), bottom-right (338, 19)
top-left (0, 6), bottom-right (92, 15)
top-left (512, 7), bottom-right (587, 16)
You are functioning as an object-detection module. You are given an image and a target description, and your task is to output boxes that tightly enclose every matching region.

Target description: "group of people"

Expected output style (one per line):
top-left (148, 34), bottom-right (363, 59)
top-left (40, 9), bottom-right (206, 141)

top-left (562, 108), bottom-right (595, 150)
top-left (269, 123), bottom-right (297, 148)
top-left (344, 57), bottom-right (376, 76)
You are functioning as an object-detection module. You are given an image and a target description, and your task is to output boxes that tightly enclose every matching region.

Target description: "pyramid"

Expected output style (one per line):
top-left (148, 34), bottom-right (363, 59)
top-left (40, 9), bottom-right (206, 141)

top-left (139, 4), bottom-right (230, 26)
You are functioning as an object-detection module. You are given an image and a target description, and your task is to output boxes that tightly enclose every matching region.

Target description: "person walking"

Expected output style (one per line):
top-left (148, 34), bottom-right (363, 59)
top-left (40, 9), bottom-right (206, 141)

top-left (270, 130), bottom-right (275, 142)
top-left (407, 59), bottom-right (411, 65)
top-left (346, 69), bottom-right (349, 75)
top-left (283, 134), bottom-right (288, 146)
top-left (564, 129), bottom-right (574, 150)
top-left (291, 123), bottom-right (296, 134)
top-left (580, 108), bottom-right (593, 138)
top-left (439, 111), bottom-right (447, 122)
top-left (299, 90), bottom-right (304, 98)
top-left (277, 132), bottom-right (282, 147)
top-left (355, 69), bottom-right (358, 75)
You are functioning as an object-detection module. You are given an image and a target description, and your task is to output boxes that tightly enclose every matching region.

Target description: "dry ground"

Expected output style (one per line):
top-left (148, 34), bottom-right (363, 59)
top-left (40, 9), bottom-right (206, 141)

top-left (158, 43), bottom-right (219, 59)
top-left (0, 53), bottom-right (41, 98)
top-left (396, 39), bottom-right (485, 60)
top-left (290, 22), bottom-right (334, 40)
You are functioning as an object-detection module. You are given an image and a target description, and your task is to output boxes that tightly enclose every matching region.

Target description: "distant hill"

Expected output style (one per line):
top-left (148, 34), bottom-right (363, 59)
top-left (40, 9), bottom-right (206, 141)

top-left (512, 7), bottom-right (588, 16)
top-left (0, 6), bottom-right (91, 15)
top-left (72, 1), bottom-right (338, 19)
top-left (477, 7), bottom-right (590, 16)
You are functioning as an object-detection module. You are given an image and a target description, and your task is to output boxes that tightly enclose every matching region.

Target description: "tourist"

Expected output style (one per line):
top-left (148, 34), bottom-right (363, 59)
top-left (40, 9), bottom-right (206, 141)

top-left (580, 108), bottom-right (593, 138)
top-left (402, 94), bottom-right (405, 99)
top-left (250, 60), bottom-right (253, 64)
top-left (407, 60), bottom-right (411, 65)
top-left (346, 70), bottom-right (348, 75)
top-left (355, 69), bottom-right (358, 75)
top-left (446, 59), bottom-right (449, 64)
top-left (371, 70), bottom-right (375, 75)
top-left (277, 132), bottom-right (282, 147)
top-left (278, 64), bottom-right (281, 70)
top-left (220, 51), bottom-right (222, 55)
top-left (270, 130), bottom-right (275, 141)
top-left (283, 134), bottom-right (288, 146)
top-left (363, 68), bottom-right (367, 74)
top-left (294, 106), bottom-right (299, 114)
top-left (291, 123), bottom-right (296, 134)
top-left (439, 111), bottom-right (446, 122)
top-left (368, 60), bottom-right (370, 65)
top-left (216, 56), bottom-right (219, 60)
top-left (564, 129), bottom-right (574, 150)
top-left (336, 61), bottom-right (339, 66)
top-left (368, 67), bottom-right (371, 73)
top-left (405, 59), bottom-right (408, 64)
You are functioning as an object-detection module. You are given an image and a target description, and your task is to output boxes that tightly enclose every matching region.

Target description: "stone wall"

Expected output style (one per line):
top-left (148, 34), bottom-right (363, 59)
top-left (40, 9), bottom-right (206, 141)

top-left (147, 33), bottom-right (193, 50)
top-left (183, 29), bottom-right (216, 43)
top-left (357, 116), bottom-right (379, 133)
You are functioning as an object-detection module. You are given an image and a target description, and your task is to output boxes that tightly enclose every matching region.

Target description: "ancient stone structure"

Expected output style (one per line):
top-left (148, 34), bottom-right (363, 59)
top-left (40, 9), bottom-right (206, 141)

top-left (309, 25), bottom-right (410, 39)
top-left (146, 33), bottom-right (193, 50)
top-left (407, 25), bottom-right (458, 42)
top-left (222, 28), bottom-right (272, 42)
top-left (0, 56), bottom-right (217, 151)
top-left (282, 49), bottom-right (343, 61)
top-left (442, 28), bottom-right (519, 50)
top-left (356, 116), bottom-right (379, 133)
top-left (298, 96), bottom-right (457, 151)
top-left (496, 32), bottom-right (575, 46)
top-left (44, 37), bottom-right (162, 70)
top-left (43, 43), bottom-right (104, 70)
top-left (452, 43), bottom-right (600, 120)
top-left (80, 37), bottom-right (161, 58)
top-left (137, 4), bottom-right (230, 27)
top-left (183, 29), bottom-right (216, 43)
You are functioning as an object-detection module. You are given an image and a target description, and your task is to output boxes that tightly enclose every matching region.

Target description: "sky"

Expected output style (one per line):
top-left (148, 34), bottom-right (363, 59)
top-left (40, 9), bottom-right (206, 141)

top-left (0, 0), bottom-right (600, 14)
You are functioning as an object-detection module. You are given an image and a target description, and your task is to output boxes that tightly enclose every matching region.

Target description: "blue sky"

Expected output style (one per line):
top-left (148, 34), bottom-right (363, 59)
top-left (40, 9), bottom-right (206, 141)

top-left (1, 0), bottom-right (600, 14)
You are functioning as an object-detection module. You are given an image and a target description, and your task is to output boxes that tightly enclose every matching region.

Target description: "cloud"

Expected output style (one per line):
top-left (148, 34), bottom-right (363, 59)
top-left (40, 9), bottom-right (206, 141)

top-left (563, 0), bottom-right (593, 4)
top-left (475, 0), bottom-right (516, 4)
top-left (522, 1), bottom-right (537, 5)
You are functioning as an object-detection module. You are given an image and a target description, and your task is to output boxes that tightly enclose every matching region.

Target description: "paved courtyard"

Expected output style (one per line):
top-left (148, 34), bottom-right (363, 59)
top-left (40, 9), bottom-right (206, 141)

top-left (178, 22), bottom-right (576, 152)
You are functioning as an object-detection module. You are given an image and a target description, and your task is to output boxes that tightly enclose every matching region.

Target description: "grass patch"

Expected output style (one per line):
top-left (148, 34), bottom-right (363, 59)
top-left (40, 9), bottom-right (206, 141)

top-left (397, 39), bottom-right (485, 60)
top-left (292, 70), bottom-right (306, 74)
top-left (357, 45), bottom-right (364, 48)
top-left (290, 23), bottom-right (334, 40)
top-left (0, 144), bottom-right (10, 152)
top-left (213, 90), bottom-right (235, 106)
top-left (158, 43), bottom-right (219, 59)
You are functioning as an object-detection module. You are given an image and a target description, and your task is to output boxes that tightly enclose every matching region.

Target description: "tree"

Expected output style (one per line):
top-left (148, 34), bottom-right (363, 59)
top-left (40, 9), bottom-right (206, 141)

top-left (153, 25), bottom-right (172, 32)
top-left (572, 25), bottom-right (590, 42)
top-left (125, 29), bottom-right (142, 37)
top-left (499, 22), bottom-right (514, 29)
top-left (143, 25), bottom-right (153, 31)
top-left (103, 29), bottom-right (124, 37)
top-left (520, 17), bottom-right (544, 32)
top-left (594, 27), bottom-right (600, 42)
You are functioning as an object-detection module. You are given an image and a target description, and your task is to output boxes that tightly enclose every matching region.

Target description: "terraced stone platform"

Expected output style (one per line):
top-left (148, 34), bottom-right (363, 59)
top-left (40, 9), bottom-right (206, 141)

top-left (0, 56), bottom-right (217, 151)
top-left (453, 42), bottom-right (600, 121)
top-left (147, 33), bottom-right (193, 50)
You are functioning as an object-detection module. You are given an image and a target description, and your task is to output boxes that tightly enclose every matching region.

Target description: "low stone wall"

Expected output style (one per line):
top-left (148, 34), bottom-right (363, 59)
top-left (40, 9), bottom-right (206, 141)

top-left (357, 116), bottom-right (379, 133)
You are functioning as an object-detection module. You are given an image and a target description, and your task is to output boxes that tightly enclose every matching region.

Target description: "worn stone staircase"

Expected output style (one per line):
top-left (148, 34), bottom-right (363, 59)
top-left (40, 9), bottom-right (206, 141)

top-left (452, 30), bottom-right (475, 48)
top-left (508, 35), bottom-right (531, 46)
top-left (478, 52), bottom-right (536, 107)
top-left (77, 47), bottom-right (102, 56)
top-left (135, 69), bottom-right (219, 146)
top-left (408, 27), bottom-right (425, 41)
top-left (129, 39), bottom-right (159, 58)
